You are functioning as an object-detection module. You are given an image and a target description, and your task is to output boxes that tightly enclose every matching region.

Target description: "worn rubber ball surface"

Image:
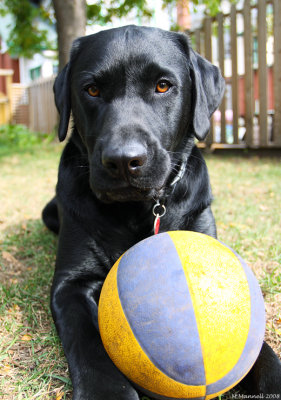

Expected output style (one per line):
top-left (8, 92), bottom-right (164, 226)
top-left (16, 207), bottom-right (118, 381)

top-left (98, 231), bottom-right (265, 400)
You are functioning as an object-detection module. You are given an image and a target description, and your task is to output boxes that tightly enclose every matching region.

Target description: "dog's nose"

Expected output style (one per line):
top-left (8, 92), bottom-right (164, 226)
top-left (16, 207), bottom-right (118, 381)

top-left (102, 144), bottom-right (147, 178)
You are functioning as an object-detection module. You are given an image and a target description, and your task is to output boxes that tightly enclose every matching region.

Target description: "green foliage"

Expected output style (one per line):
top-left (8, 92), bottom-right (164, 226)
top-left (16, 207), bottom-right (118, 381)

top-left (162, 0), bottom-right (237, 17)
top-left (1, 0), bottom-right (153, 59)
top-left (1, 0), bottom-right (232, 59)
top-left (0, 0), bottom-right (55, 58)
top-left (87, 0), bottom-right (153, 26)
top-left (0, 124), bottom-right (55, 155)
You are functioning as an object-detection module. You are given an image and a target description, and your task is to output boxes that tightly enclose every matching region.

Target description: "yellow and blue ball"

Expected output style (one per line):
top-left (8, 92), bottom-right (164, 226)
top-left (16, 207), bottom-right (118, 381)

top-left (98, 231), bottom-right (265, 400)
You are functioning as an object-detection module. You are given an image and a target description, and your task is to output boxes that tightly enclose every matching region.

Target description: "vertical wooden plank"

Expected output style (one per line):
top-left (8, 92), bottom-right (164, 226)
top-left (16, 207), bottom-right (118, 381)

top-left (49, 78), bottom-right (57, 133)
top-left (217, 12), bottom-right (226, 144)
top-left (243, 0), bottom-right (254, 146)
top-left (34, 84), bottom-right (38, 131)
top-left (47, 79), bottom-right (52, 133)
top-left (28, 85), bottom-right (33, 131)
top-left (204, 17), bottom-right (213, 146)
top-left (258, 0), bottom-right (268, 146)
top-left (195, 29), bottom-right (201, 54)
top-left (204, 17), bottom-right (212, 62)
top-left (231, 4), bottom-right (238, 144)
top-left (43, 80), bottom-right (48, 133)
top-left (273, 0), bottom-right (281, 146)
top-left (34, 83), bottom-right (39, 131)
top-left (39, 80), bottom-right (43, 132)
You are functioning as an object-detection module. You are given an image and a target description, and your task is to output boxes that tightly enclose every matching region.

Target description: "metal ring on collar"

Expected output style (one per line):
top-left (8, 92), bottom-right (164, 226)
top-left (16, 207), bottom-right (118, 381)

top-left (152, 202), bottom-right (166, 218)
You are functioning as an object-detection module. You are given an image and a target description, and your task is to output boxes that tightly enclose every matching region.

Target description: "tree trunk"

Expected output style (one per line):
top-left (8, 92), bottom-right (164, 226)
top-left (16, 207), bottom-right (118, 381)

top-left (53, 0), bottom-right (87, 70)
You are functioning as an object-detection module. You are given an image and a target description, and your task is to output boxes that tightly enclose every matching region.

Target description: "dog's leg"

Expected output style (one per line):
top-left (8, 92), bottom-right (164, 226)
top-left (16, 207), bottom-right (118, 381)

top-left (240, 341), bottom-right (281, 395)
top-left (52, 218), bottom-right (139, 400)
top-left (42, 197), bottom-right (60, 234)
top-left (186, 206), bottom-right (217, 238)
top-left (52, 279), bottom-right (139, 400)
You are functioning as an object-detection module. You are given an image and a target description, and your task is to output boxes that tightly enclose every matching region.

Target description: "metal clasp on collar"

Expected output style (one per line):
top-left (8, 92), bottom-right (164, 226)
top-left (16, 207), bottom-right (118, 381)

top-left (153, 200), bottom-right (166, 235)
top-left (170, 158), bottom-right (187, 187)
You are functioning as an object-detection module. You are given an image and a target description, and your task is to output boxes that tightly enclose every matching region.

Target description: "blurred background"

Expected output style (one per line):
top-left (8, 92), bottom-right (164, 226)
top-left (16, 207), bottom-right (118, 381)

top-left (0, 0), bottom-right (280, 150)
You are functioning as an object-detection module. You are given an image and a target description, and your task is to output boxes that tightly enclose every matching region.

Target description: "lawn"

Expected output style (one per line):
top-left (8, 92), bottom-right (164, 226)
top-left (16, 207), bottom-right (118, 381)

top-left (0, 126), bottom-right (280, 399)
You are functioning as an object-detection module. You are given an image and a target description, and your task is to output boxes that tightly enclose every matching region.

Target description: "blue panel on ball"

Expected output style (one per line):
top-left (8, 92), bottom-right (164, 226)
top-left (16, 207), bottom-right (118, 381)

top-left (117, 233), bottom-right (206, 386)
top-left (206, 250), bottom-right (265, 395)
top-left (134, 382), bottom-right (206, 400)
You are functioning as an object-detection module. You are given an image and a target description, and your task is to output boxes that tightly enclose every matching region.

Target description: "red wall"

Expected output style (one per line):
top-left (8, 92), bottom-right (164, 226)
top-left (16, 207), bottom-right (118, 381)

top-left (0, 52), bottom-right (20, 94)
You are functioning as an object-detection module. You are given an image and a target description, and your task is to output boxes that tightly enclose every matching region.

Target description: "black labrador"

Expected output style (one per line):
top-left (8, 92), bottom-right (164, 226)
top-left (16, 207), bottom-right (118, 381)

top-left (43, 25), bottom-right (281, 400)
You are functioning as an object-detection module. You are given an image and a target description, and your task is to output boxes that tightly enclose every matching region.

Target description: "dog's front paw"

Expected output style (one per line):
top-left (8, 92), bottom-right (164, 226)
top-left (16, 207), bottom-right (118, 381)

top-left (240, 342), bottom-right (281, 396)
top-left (72, 379), bottom-right (140, 400)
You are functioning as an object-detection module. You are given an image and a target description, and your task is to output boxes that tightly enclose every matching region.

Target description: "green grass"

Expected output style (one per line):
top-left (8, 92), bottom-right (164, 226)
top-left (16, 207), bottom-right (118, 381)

top-left (0, 129), bottom-right (280, 399)
top-left (0, 221), bottom-right (71, 399)
top-left (208, 154), bottom-right (281, 299)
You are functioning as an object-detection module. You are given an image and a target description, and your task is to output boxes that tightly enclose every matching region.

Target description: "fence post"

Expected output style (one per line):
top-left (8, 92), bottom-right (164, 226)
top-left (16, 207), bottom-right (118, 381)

top-left (243, 0), bottom-right (254, 147)
top-left (258, 0), bottom-right (268, 146)
top-left (204, 17), bottom-right (212, 62)
top-left (204, 17), bottom-right (213, 146)
top-left (217, 12), bottom-right (226, 144)
top-left (231, 4), bottom-right (239, 144)
top-left (273, 0), bottom-right (281, 146)
top-left (195, 29), bottom-right (201, 53)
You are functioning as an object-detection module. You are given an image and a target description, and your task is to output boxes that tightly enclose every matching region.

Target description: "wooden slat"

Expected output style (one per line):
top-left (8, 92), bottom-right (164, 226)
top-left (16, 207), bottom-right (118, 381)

top-left (217, 12), bottom-right (226, 144)
top-left (204, 17), bottom-right (212, 62)
top-left (273, 0), bottom-right (281, 146)
top-left (204, 17), bottom-right (213, 146)
top-left (195, 29), bottom-right (201, 53)
top-left (28, 86), bottom-right (33, 131)
top-left (230, 4), bottom-right (238, 144)
top-left (210, 143), bottom-right (247, 150)
top-left (258, 0), bottom-right (268, 146)
top-left (243, 0), bottom-right (254, 146)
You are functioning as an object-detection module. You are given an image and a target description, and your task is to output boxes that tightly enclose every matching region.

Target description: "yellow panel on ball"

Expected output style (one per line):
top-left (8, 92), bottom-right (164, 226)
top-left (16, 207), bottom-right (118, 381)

top-left (168, 231), bottom-right (251, 385)
top-left (98, 231), bottom-right (265, 400)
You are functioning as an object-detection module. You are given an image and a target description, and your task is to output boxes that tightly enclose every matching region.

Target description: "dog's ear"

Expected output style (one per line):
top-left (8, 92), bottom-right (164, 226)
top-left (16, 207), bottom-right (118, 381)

top-left (189, 48), bottom-right (225, 140)
top-left (53, 38), bottom-right (81, 142)
top-left (54, 63), bottom-right (71, 142)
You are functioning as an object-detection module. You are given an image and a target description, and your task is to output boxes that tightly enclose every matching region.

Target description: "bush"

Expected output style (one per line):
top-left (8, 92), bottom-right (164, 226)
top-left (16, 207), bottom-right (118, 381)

top-left (0, 124), bottom-right (55, 152)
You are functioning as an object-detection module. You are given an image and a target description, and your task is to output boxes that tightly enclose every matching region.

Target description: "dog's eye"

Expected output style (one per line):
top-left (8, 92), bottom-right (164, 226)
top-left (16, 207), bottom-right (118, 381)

top-left (156, 80), bottom-right (171, 93)
top-left (88, 85), bottom-right (100, 97)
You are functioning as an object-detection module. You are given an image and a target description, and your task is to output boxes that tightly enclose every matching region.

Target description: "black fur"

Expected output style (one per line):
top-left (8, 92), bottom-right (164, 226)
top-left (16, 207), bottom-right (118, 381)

top-left (42, 25), bottom-right (281, 399)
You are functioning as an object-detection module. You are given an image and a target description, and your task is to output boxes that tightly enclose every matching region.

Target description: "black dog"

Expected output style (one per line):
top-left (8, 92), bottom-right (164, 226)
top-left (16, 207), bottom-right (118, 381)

top-left (43, 25), bottom-right (281, 399)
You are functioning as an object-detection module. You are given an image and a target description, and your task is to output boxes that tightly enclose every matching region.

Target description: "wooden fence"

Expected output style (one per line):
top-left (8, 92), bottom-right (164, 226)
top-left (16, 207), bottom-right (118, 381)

top-left (28, 76), bottom-right (57, 134)
top-left (189, 0), bottom-right (281, 149)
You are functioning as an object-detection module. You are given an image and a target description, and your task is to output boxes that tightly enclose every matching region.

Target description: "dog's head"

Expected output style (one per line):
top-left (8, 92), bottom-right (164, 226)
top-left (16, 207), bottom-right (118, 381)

top-left (54, 25), bottom-right (224, 203)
